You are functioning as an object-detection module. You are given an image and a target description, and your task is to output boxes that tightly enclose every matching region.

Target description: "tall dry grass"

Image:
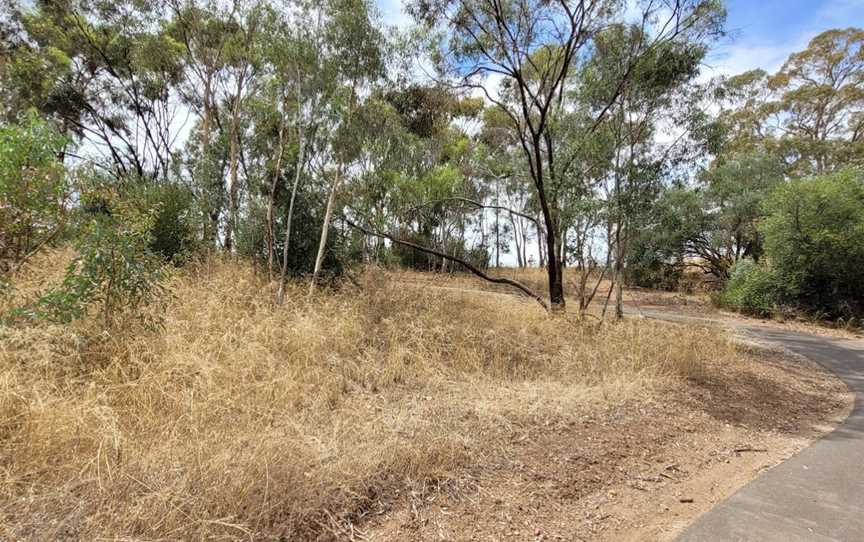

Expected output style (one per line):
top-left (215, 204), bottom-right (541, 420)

top-left (0, 254), bottom-right (735, 540)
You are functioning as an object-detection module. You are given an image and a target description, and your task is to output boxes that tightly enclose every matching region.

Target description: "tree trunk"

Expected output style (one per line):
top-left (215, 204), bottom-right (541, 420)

top-left (537, 218), bottom-right (546, 268)
top-left (224, 77), bottom-right (244, 254)
top-left (510, 214), bottom-right (523, 268)
top-left (614, 222), bottom-right (624, 321)
top-left (559, 225), bottom-right (567, 268)
top-left (266, 121), bottom-right (287, 282)
top-left (545, 232), bottom-right (565, 311)
top-left (309, 168), bottom-right (341, 296)
top-left (495, 178), bottom-right (500, 268)
top-left (200, 77), bottom-right (219, 248)
top-left (276, 134), bottom-right (304, 305)
top-left (225, 133), bottom-right (238, 253)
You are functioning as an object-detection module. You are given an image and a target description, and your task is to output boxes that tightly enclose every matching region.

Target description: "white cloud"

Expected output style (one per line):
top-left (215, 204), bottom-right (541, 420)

top-left (376, 0), bottom-right (412, 30)
top-left (702, 0), bottom-right (864, 80)
top-left (702, 39), bottom-right (806, 80)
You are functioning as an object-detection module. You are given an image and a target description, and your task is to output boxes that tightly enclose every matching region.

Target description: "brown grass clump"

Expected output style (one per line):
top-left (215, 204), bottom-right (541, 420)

top-left (1, 258), bottom-right (734, 540)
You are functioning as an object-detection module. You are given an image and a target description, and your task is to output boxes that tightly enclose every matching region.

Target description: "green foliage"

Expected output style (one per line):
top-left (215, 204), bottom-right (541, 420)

top-left (0, 113), bottom-right (69, 273)
top-left (717, 259), bottom-right (786, 317)
top-left (625, 187), bottom-right (703, 289)
top-left (626, 246), bottom-right (683, 291)
top-left (713, 29), bottom-right (864, 175)
top-left (26, 180), bottom-right (167, 327)
top-left (628, 152), bottom-right (785, 289)
top-left (760, 170), bottom-right (864, 318)
top-left (126, 180), bottom-right (198, 264)
top-left (237, 186), bottom-right (344, 278)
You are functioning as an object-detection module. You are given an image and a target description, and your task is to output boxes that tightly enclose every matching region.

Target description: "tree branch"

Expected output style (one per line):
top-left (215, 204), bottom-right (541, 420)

top-left (407, 197), bottom-right (541, 227)
top-left (342, 216), bottom-right (549, 311)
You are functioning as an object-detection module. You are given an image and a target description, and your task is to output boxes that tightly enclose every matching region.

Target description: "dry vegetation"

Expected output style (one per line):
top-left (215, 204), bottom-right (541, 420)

top-left (0, 253), bottom-right (849, 541)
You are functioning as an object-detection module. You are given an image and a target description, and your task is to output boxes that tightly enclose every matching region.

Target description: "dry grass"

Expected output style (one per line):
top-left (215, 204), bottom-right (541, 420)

top-left (1, 255), bottom-right (743, 540)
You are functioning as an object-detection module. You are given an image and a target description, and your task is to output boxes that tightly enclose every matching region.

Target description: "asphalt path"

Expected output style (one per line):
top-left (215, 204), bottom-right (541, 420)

top-left (401, 283), bottom-right (864, 540)
top-left (639, 312), bottom-right (864, 542)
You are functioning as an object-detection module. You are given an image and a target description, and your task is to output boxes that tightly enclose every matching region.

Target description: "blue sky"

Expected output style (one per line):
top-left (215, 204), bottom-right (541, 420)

top-left (375, 0), bottom-right (864, 77)
top-left (708, 0), bottom-right (864, 76)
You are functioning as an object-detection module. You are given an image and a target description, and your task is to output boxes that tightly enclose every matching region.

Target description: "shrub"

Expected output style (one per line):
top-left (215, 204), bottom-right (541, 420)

top-left (625, 243), bottom-right (683, 291)
top-left (760, 170), bottom-right (864, 318)
top-left (126, 180), bottom-right (197, 264)
top-left (0, 114), bottom-right (69, 274)
top-left (24, 179), bottom-right (167, 327)
top-left (718, 259), bottom-right (786, 317)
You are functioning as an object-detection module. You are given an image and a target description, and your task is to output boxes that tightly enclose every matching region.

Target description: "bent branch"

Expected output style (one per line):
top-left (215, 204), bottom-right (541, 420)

top-left (343, 217), bottom-right (549, 311)
top-left (407, 197), bottom-right (541, 227)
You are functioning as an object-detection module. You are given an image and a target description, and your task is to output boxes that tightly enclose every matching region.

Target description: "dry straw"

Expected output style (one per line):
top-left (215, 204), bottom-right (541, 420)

top-left (1, 253), bottom-right (734, 540)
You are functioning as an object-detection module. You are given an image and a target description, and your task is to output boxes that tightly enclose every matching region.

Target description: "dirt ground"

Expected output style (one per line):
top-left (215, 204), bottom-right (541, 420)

top-left (356, 346), bottom-right (851, 542)
top-left (625, 287), bottom-right (864, 340)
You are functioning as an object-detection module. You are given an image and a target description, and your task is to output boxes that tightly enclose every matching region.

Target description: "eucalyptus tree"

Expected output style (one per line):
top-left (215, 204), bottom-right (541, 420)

top-left (583, 21), bottom-right (713, 318)
top-left (712, 28), bottom-right (864, 176)
top-left (642, 27), bottom-right (864, 289)
top-left (769, 28), bottom-right (864, 174)
top-left (219, 2), bottom-right (267, 253)
top-left (2, 0), bottom-right (186, 179)
top-left (408, 0), bottom-right (726, 311)
top-left (306, 0), bottom-right (385, 295)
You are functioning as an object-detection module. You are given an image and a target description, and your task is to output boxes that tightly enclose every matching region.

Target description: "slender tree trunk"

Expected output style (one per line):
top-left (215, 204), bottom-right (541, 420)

top-left (224, 77), bottom-right (244, 254)
top-left (495, 209), bottom-right (500, 268)
top-left (559, 225), bottom-right (567, 268)
top-left (614, 222), bottom-right (624, 320)
top-left (537, 218), bottom-right (545, 268)
top-left (276, 133), bottom-right (304, 305)
top-left (495, 178), bottom-right (500, 268)
top-left (520, 219), bottom-right (528, 267)
top-left (225, 133), bottom-right (238, 252)
top-left (510, 214), bottom-right (523, 268)
top-left (309, 167), bottom-right (341, 296)
top-left (613, 165), bottom-right (624, 321)
top-left (200, 78), bottom-right (219, 248)
top-left (266, 121), bottom-right (287, 281)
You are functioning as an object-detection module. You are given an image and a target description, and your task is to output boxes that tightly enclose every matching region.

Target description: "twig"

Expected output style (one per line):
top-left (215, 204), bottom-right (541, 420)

top-left (734, 447), bottom-right (768, 453)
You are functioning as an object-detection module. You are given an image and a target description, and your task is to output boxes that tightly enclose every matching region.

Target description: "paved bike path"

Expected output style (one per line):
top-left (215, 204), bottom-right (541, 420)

top-left (672, 323), bottom-right (864, 542)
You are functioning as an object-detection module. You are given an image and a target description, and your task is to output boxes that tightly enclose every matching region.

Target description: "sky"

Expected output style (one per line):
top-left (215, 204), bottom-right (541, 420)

top-left (376, 0), bottom-right (864, 77)
top-left (706, 0), bottom-right (864, 77)
top-left (372, 0), bottom-right (864, 266)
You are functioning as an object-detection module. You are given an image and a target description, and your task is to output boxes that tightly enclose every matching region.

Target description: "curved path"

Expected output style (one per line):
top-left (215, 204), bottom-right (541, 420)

top-left (404, 283), bottom-right (864, 540)
top-left (660, 316), bottom-right (864, 542)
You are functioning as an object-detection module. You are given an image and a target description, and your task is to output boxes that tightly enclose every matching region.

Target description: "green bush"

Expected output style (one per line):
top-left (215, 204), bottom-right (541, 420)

top-left (24, 179), bottom-right (167, 327)
top-left (126, 180), bottom-right (197, 264)
top-left (760, 170), bottom-right (864, 318)
top-left (625, 241), bottom-right (683, 291)
top-left (718, 259), bottom-right (787, 317)
top-left (0, 114), bottom-right (69, 273)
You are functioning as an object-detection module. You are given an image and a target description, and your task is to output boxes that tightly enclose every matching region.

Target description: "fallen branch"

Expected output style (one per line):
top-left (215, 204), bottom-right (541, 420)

top-left (733, 447), bottom-right (768, 453)
top-left (342, 217), bottom-right (549, 311)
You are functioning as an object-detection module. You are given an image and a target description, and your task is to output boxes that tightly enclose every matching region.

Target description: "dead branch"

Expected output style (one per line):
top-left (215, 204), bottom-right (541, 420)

top-left (342, 217), bottom-right (549, 311)
top-left (406, 197), bottom-right (541, 227)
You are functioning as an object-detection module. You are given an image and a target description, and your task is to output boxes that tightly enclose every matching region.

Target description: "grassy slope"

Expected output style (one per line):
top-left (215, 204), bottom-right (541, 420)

top-left (0, 255), bottom-right (848, 540)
